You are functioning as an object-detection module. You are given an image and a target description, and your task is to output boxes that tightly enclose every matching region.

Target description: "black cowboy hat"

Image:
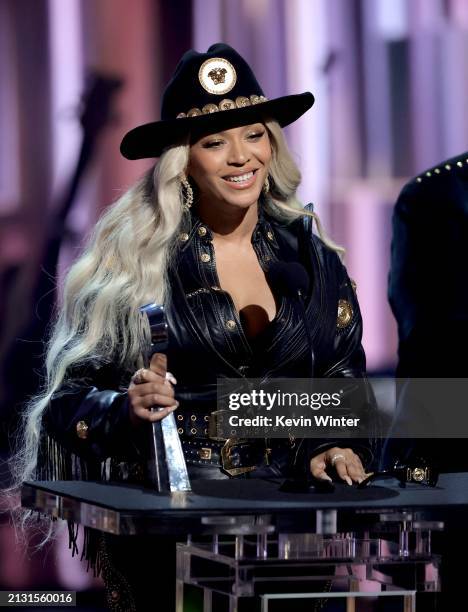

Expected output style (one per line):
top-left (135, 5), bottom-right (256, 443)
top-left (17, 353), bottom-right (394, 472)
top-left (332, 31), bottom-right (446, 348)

top-left (120, 43), bottom-right (314, 160)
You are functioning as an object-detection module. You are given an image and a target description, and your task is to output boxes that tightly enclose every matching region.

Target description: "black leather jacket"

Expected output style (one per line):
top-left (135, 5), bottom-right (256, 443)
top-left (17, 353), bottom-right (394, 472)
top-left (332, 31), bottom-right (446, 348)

top-left (42, 203), bottom-right (374, 481)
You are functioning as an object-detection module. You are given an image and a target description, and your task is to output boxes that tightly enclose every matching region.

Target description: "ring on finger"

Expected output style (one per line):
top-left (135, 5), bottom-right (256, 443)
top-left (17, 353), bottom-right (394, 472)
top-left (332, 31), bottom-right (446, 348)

top-left (131, 368), bottom-right (146, 385)
top-left (330, 453), bottom-right (346, 467)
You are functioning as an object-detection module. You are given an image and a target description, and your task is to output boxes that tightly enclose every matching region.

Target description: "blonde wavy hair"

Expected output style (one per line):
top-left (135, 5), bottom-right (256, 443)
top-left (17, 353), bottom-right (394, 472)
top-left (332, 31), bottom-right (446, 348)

top-left (10, 119), bottom-right (342, 518)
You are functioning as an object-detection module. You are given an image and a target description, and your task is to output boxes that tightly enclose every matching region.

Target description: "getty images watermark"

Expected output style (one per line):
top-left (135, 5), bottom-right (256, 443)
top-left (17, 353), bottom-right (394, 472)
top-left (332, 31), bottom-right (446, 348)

top-left (215, 378), bottom-right (468, 439)
top-left (216, 378), bottom-right (374, 439)
top-left (228, 388), bottom-right (360, 428)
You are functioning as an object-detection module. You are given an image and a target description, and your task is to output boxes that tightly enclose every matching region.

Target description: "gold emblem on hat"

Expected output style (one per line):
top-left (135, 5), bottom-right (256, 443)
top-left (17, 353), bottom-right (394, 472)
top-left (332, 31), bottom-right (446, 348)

top-left (199, 57), bottom-right (237, 95)
top-left (337, 299), bottom-right (353, 329)
top-left (208, 67), bottom-right (227, 85)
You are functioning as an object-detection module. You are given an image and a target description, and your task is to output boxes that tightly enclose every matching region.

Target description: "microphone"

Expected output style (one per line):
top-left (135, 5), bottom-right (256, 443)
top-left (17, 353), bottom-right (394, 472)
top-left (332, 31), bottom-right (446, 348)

top-left (266, 262), bottom-right (314, 373)
top-left (266, 261), bottom-right (309, 300)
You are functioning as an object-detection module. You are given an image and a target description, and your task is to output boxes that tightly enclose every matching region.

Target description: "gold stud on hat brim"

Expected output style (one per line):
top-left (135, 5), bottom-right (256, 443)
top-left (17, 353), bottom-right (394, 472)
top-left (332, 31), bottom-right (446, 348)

top-left (180, 95), bottom-right (261, 119)
top-left (120, 92), bottom-right (315, 160)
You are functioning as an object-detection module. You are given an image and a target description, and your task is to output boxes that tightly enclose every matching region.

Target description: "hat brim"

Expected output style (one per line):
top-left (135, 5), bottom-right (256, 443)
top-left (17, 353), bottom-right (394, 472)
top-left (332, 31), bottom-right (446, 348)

top-left (120, 92), bottom-right (314, 160)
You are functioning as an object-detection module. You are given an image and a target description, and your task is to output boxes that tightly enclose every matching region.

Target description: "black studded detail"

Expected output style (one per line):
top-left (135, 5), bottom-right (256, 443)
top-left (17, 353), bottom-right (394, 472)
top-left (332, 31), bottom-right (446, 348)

top-left (186, 288), bottom-right (210, 299)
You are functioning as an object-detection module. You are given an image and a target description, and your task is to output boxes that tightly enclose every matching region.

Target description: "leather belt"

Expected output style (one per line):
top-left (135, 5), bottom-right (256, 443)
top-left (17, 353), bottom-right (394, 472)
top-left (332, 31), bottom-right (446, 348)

top-left (175, 409), bottom-right (230, 441)
top-left (182, 437), bottom-right (267, 476)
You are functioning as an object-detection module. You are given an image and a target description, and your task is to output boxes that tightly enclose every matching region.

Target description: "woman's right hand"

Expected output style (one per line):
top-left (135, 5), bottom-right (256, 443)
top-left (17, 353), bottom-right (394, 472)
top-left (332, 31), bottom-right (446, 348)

top-left (127, 353), bottom-right (179, 427)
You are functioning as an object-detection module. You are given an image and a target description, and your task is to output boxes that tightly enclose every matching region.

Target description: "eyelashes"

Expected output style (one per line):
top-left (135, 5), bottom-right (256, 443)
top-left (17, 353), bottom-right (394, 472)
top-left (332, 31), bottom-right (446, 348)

top-left (248, 131), bottom-right (265, 140)
top-left (201, 131), bottom-right (266, 148)
top-left (202, 140), bottom-right (223, 148)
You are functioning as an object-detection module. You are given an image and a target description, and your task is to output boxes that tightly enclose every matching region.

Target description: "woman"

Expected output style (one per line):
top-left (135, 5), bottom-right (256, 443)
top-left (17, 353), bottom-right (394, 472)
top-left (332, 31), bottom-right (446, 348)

top-left (15, 44), bottom-right (375, 610)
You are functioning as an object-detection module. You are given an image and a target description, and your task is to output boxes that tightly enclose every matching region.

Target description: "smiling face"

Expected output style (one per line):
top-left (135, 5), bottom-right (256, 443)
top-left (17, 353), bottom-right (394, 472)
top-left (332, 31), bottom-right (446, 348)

top-left (187, 123), bottom-right (271, 214)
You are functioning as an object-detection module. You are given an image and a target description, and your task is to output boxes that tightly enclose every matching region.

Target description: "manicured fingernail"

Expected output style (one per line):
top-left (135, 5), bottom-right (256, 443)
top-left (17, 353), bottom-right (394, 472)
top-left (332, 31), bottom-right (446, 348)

top-left (345, 476), bottom-right (352, 486)
top-left (319, 473), bottom-right (333, 482)
top-left (169, 403), bottom-right (179, 412)
top-left (357, 477), bottom-right (364, 484)
top-left (166, 372), bottom-right (177, 384)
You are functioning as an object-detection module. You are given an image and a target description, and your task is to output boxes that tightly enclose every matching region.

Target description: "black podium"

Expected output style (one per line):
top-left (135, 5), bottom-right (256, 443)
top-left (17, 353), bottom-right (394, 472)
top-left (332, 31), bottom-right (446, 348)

top-left (22, 474), bottom-right (468, 611)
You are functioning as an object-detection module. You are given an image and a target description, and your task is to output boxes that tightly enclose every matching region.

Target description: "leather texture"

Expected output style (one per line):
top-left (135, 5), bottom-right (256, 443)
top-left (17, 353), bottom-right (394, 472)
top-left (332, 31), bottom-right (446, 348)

top-left (43, 201), bottom-right (374, 477)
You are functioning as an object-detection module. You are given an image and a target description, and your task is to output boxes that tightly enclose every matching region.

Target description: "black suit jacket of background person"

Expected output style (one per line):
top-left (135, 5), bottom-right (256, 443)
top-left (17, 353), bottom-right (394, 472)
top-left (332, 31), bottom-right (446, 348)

top-left (389, 151), bottom-right (468, 378)
top-left (387, 151), bottom-right (468, 472)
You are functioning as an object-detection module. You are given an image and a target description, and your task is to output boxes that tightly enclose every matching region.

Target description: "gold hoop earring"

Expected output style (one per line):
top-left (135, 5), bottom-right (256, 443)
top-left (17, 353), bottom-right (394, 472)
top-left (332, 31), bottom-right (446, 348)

top-left (180, 174), bottom-right (193, 212)
top-left (263, 176), bottom-right (270, 194)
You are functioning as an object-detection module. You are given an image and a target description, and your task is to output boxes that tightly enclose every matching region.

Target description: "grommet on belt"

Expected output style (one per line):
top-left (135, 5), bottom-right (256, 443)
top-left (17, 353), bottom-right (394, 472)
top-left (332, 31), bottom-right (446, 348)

top-left (200, 253), bottom-right (211, 263)
top-left (226, 319), bottom-right (236, 330)
top-left (190, 428), bottom-right (197, 434)
top-left (177, 414), bottom-right (183, 421)
top-left (190, 414), bottom-right (196, 421)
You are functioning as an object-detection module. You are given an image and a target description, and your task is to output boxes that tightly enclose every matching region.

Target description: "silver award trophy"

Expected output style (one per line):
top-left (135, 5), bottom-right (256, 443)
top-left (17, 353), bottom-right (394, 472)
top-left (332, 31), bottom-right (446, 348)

top-left (139, 303), bottom-right (191, 492)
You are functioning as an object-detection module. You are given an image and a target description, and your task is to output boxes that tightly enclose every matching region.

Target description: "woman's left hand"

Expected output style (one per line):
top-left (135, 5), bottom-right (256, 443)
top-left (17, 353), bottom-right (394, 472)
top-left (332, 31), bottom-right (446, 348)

top-left (310, 447), bottom-right (367, 485)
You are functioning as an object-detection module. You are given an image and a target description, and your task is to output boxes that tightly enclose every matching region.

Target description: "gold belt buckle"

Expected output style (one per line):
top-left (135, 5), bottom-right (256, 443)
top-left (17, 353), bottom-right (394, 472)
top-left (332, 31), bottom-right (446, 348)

top-left (221, 438), bottom-right (256, 476)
